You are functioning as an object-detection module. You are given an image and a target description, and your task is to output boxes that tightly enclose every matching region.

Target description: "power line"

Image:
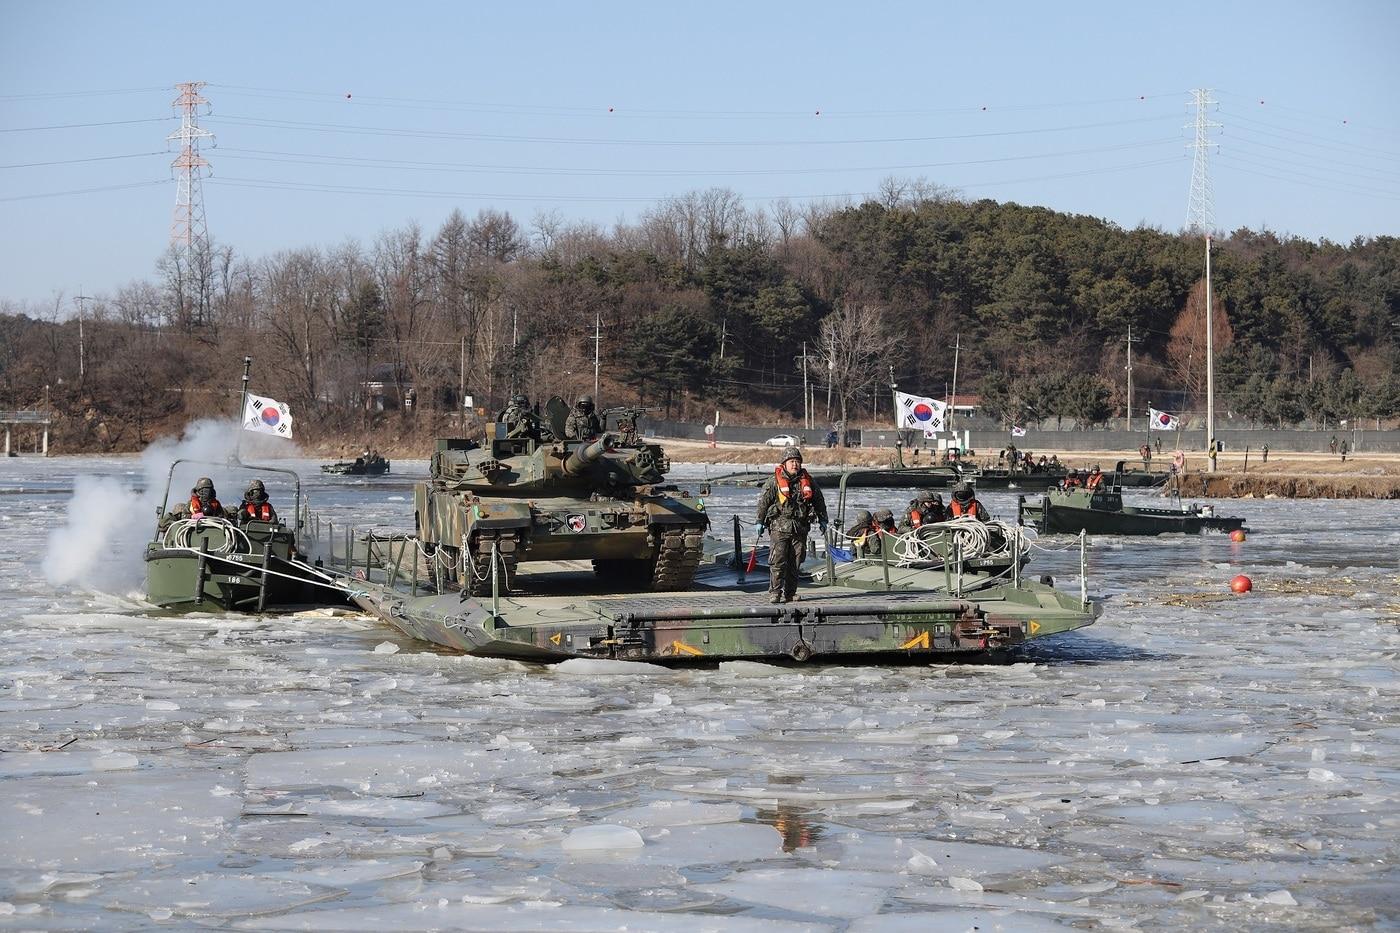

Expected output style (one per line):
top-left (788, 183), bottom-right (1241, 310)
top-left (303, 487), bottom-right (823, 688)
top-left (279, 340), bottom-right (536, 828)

top-left (212, 136), bottom-right (1182, 179)
top-left (0, 117), bottom-right (172, 133)
top-left (0, 86), bottom-right (170, 102)
top-left (0, 151), bottom-right (166, 170)
top-left (0, 179), bottom-right (168, 202)
top-left (205, 112), bottom-right (1181, 148)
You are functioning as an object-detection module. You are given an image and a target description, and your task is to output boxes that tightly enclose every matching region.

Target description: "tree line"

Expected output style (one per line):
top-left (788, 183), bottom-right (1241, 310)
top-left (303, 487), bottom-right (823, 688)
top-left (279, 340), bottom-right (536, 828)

top-left (2, 182), bottom-right (1398, 450)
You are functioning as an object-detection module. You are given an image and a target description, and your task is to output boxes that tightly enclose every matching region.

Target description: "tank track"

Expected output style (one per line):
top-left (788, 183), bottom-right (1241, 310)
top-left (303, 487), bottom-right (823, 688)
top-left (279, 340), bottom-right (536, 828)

top-left (466, 531), bottom-right (519, 597)
top-left (649, 524), bottom-right (706, 591)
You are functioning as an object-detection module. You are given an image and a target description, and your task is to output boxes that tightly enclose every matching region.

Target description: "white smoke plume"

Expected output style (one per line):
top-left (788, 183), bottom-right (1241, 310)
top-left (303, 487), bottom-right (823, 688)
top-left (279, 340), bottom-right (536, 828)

top-left (42, 420), bottom-right (300, 593)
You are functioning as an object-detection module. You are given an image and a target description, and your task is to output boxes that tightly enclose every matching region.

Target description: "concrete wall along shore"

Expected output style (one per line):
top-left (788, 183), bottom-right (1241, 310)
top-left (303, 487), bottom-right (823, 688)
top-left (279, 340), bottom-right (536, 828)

top-left (645, 419), bottom-right (1400, 454)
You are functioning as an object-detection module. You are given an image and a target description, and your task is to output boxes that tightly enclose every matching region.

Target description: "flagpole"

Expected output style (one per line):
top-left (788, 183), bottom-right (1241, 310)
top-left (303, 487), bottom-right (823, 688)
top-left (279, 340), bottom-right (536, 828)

top-left (235, 356), bottom-right (252, 463)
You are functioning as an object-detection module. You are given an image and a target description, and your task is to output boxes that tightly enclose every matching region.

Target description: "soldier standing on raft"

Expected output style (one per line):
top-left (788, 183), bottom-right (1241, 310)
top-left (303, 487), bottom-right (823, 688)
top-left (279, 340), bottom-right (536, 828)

top-left (755, 446), bottom-right (828, 604)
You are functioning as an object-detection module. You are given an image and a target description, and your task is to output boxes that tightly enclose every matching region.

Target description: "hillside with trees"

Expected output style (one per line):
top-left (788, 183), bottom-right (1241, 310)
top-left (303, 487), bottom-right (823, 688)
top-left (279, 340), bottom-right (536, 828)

top-left (3, 185), bottom-right (1398, 450)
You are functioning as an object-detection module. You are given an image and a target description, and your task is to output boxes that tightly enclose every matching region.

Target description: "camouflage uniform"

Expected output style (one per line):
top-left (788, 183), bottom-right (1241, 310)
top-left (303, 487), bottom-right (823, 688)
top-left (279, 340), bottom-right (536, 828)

top-left (901, 489), bottom-right (946, 529)
top-left (755, 446), bottom-right (828, 602)
top-left (499, 394), bottom-right (537, 439)
top-left (564, 396), bottom-right (603, 440)
top-left (845, 510), bottom-right (880, 557)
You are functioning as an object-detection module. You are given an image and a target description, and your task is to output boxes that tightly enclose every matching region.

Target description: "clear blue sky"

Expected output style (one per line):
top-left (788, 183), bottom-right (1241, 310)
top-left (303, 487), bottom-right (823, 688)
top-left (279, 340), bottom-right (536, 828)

top-left (3, 1), bottom-right (1397, 309)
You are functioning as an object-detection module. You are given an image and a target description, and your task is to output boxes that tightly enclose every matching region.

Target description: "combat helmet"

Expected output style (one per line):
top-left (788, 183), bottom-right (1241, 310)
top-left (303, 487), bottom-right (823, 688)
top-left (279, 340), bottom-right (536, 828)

top-left (951, 482), bottom-right (974, 503)
top-left (245, 479), bottom-right (268, 502)
top-left (780, 445), bottom-right (803, 463)
top-left (194, 477), bottom-right (215, 495)
top-left (576, 394), bottom-right (595, 411)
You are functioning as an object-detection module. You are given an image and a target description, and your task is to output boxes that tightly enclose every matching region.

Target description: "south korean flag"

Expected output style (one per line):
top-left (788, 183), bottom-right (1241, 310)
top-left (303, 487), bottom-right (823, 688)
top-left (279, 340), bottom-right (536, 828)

top-left (895, 390), bottom-right (947, 435)
top-left (243, 393), bottom-right (295, 438)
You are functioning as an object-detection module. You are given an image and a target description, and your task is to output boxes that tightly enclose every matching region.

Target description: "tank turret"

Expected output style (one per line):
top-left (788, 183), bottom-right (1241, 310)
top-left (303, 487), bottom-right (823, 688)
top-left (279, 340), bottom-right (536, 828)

top-left (415, 397), bottom-right (707, 595)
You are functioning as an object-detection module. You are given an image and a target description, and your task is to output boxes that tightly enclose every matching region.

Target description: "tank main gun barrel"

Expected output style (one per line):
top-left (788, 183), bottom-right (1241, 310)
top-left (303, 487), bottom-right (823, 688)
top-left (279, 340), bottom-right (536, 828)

top-left (563, 434), bottom-right (617, 475)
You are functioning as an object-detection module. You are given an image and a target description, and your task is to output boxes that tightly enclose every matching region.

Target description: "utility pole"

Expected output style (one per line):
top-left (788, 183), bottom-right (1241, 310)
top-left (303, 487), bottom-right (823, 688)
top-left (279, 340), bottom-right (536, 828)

top-left (714, 319), bottom-right (727, 429)
top-left (948, 333), bottom-right (962, 434)
top-left (1186, 88), bottom-right (1220, 471)
top-left (74, 293), bottom-right (91, 384)
top-left (592, 311), bottom-right (602, 399)
top-left (1124, 325), bottom-right (1143, 432)
top-left (459, 335), bottom-right (466, 413)
top-left (801, 341), bottom-right (810, 430)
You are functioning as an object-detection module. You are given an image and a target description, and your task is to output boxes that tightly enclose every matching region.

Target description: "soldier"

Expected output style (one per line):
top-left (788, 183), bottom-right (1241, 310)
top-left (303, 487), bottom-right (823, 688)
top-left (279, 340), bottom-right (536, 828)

top-left (565, 394), bottom-right (603, 440)
top-left (901, 489), bottom-right (945, 529)
top-left (948, 482), bottom-right (989, 521)
top-left (177, 477), bottom-right (227, 521)
top-left (499, 393), bottom-right (537, 439)
top-left (755, 446), bottom-right (828, 604)
top-left (874, 508), bottom-right (897, 533)
top-left (845, 509), bottom-right (881, 557)
top-left (237, 479), bottom-right (278, 524)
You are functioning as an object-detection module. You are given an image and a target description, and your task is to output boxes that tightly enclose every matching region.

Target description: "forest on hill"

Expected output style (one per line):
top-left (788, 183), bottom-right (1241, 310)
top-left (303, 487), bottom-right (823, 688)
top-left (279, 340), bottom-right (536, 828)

top-left (2, 184), bottom-right (1399, 450)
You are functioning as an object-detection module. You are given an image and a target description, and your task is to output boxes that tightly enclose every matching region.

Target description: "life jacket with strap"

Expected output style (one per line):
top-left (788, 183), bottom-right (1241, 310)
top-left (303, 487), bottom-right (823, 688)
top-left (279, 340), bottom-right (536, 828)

top-left (1086, 473), bottom-right (1103, 490)
top-left (189, 495), bottom-right (222, 517)
top-left (910, 509), bottom-right (923, 527)
top-left (949, 498), bottom-right (983, 519)
top-left (774, 465), bottom-right (814, 504)
top-left (243, 501), bottom-right (274, 521)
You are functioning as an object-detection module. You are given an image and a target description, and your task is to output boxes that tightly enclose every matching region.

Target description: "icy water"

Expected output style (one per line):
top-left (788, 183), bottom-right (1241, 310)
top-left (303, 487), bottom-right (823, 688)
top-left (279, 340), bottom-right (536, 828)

top-left (2, 456), bottom-right (1398, 930)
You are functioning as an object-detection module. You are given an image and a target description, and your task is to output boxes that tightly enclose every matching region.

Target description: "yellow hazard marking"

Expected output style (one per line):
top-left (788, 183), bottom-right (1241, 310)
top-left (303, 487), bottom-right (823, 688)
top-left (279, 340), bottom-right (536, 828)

top-left (549, 632), bottom-right (562, 645)
top-left (1029, 620), bottom-right (1041, 635)
top-left (900, 631), bottom-right (930, 650)
top-left (668, 640), bottom-right (705, 657)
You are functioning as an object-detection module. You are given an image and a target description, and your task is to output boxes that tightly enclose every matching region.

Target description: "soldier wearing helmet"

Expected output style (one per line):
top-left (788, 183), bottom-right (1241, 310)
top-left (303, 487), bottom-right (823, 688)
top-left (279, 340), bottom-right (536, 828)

top-left (902, 488), bottom-right (945, 529)
top-left (186, 477), bottom-right (227, 520)
top-left (755, 445), bottom-right (828, 603)
top-left (499, 393), bottom-right (540, 440)
top-left (238, 478), bottom-right (278, 524)
top-left (845, 509), bottom-right (880, 557)
top-left (948, 482), bottom-right (988, 522)
top-left (565, 394), bottom-right (603, 440)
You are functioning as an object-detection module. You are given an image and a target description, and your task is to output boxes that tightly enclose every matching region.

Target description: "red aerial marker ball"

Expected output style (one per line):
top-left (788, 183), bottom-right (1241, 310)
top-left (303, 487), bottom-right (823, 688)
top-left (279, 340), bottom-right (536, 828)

top-left (1230, 574), bottom-right (1252, 593)
top-left (1229, 529), bottom-right (1246, 542)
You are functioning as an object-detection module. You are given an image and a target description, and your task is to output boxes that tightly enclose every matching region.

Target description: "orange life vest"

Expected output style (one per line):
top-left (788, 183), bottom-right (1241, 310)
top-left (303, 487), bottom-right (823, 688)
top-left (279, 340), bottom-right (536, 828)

top-left (189, 495), bottom-right (222, 517)
top-left (243, 501), bottom-right (274, 521)
top-left (774, 466), bottom-right (814, 504)
top-left (950, 499), bottom-right (984, 519)
top-left (1086, 473), bottom-right (1103, 490)
top-left (910, 509), bottom-right (923, 527)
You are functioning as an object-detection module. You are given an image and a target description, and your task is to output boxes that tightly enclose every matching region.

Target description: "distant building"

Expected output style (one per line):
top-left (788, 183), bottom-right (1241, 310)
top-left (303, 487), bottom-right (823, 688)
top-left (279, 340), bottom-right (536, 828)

top-left (362, 363), bottom-right (415, 412)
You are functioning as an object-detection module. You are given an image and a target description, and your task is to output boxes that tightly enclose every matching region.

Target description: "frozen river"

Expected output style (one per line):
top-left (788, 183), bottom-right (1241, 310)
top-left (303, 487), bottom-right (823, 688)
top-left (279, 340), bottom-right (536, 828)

top-left (2, 453), bottom-right (1398, 930)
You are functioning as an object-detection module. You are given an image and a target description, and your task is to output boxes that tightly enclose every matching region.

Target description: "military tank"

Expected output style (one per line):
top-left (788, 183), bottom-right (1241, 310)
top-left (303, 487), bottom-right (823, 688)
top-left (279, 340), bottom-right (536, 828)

top-left (413, 397), bottom-right (709, 595)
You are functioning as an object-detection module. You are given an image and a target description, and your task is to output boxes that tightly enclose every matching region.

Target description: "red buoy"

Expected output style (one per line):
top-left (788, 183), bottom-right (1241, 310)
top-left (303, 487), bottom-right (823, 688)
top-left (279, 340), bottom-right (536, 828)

top-left (1229, 529), bottom-right (1247, 542)
top-left (1230, 574), bottom-right (1252, 593)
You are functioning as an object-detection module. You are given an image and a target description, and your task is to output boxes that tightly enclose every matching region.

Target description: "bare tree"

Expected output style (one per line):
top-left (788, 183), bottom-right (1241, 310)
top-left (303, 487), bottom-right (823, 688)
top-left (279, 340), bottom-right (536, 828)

top-left (817, 301), bottom-right (897, 443)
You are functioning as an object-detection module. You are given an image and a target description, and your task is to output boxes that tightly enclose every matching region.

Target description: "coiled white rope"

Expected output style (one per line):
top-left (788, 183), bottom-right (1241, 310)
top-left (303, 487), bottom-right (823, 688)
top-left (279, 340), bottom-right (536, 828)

top-left (161, 517), bottom-right (250, 555)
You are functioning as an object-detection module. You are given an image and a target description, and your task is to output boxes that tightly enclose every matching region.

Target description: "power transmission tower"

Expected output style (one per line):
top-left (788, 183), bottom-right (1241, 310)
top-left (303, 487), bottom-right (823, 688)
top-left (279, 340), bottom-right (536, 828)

top-left (1184, 89), bottom-right (1219, 235)
top-left (168, 82), bottom-right (214, 255)
top-left (1185, 88), bottom-right (1221, 471)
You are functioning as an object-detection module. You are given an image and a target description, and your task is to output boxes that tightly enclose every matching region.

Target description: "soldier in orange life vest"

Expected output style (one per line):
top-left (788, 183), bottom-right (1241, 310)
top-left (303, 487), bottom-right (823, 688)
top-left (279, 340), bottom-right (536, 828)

top-left (1084, 465), bottom-right (1104, 490)
top-left (948, 483), bottom-right (988, 521)
top-left (755, 445), bottom-right (828, 604)
top-left (902, 488), bottom-right (945, 530)
top-left (845, 509), bottom-right (880, 556)
top-left (187, 477), bottom-right (227, 520)
top-left (237, 479), bottom-right (278, 524)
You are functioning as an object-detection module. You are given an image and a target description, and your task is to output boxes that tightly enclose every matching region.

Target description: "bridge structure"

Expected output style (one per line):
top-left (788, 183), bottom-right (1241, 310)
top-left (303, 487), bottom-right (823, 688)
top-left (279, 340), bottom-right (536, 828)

top-left (1, 411), bottom-right (51, 456)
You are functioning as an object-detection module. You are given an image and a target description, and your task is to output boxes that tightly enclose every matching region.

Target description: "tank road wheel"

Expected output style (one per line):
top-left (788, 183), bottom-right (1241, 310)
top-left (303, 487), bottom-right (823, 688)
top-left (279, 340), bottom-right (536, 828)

top-left (649, 524), bottom-right (707, 591)
top-left (466, 531), bottom-right (519, 597)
